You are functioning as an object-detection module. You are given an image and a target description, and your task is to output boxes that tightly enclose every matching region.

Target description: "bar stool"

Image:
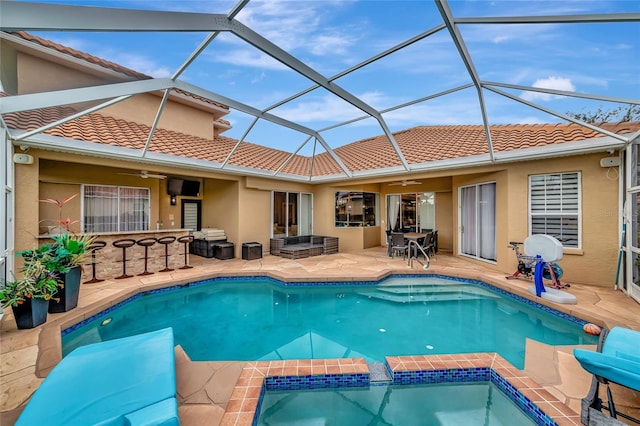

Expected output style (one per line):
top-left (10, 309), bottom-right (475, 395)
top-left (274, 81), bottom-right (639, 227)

top-left (177, 235), bottom-right (194, 269)
top-left (157, 236), bottom-right (176, 272)
top-left (136, 237), bottom-right (157, 276)
top-left (112, 238), bottom-right (136, 279)
top-left (84, 240), bottom-right (107, 284)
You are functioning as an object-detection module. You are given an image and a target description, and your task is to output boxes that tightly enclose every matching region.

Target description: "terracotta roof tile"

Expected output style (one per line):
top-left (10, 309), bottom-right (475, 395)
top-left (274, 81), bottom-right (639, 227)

top-left (3, 98), bottom-right (639, 178)
top-left (319, 122), bottom-right (640, 171)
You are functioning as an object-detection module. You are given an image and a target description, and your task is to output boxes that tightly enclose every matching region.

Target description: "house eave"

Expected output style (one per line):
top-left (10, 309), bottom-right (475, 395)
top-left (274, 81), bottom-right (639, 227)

top-left (10, 129), bottom-right (628, 185)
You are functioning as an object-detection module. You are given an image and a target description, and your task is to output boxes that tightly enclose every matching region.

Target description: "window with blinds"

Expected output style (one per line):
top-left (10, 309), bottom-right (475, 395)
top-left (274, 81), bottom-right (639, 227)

top-left (83, 185), bottom-right (150, 233)
top-left (529, 172), bottom-right (580, 248)
top-left (182, 202), bottom-right (199, 231)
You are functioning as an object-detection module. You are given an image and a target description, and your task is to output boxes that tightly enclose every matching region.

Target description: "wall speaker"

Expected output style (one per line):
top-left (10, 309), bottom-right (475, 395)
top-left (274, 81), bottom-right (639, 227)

top-left (600, 157), bottom-right (620, 167)
top-left (13, 153), bottom-right (34, 164)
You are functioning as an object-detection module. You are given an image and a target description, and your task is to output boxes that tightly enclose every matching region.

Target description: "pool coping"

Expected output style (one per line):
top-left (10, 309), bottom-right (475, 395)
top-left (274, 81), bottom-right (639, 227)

top-left (223, 353), bottom-right (580, 426)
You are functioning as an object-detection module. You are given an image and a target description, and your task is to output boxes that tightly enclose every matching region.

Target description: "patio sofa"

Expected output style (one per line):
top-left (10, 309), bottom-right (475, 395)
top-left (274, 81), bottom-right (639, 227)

top-left (270, 235), bottom-right (339, 259)
top-left (16, 328), bottom-right (178, 426)
top-left (189, 228), bottom-right (228, 258)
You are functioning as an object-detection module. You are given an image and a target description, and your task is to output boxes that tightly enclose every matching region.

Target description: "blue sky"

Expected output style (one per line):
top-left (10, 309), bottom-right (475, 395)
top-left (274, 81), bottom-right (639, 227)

top-left (17, 0), bottom-right (640, 155)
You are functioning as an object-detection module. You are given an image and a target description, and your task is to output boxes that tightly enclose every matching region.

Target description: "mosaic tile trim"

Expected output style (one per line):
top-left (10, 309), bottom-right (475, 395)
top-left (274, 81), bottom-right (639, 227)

top-left (392, 367), bottom-right (491, 385)
top-left (491, 370), bottom-right (557, 426)
top-left (264, 373), bottom-right (369, 391)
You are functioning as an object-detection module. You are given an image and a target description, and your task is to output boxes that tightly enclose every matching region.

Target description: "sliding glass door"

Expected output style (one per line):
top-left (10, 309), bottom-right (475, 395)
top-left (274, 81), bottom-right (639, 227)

top-left (459, 182), bottom-right (496, 261)
top-left (386, 192), bottom-right (435, 232)
top-left (272, 191), bottom-right (312, 238)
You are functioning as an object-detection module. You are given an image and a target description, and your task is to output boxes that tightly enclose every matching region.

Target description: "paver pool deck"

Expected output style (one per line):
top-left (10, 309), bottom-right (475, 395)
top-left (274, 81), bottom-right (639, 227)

top-left (2, 248), bottom-right (639, 425)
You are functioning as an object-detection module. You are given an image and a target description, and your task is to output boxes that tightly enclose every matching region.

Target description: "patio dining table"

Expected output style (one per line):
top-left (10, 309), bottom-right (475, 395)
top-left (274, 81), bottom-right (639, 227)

top-left (404, 232), bottom-right (426, 258)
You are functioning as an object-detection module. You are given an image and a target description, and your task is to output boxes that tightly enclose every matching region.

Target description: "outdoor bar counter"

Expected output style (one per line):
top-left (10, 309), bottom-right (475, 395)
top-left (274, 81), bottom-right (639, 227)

top-left (37, 229), bottom-right (191, 280)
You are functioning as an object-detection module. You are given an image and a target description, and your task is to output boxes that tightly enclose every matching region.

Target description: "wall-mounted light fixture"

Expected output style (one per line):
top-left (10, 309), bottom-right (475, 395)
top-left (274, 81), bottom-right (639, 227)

top-left (170, 195), bottom-right (177, 206)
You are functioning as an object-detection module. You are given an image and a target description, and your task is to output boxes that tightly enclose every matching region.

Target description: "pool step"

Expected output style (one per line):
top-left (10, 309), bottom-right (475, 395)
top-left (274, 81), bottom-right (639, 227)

top-left (358, 284), bottom-right (499, 303)
top-left (368, 362), bottom-right (393, 384)
top-left (358, 290), bottom-right (486, 303)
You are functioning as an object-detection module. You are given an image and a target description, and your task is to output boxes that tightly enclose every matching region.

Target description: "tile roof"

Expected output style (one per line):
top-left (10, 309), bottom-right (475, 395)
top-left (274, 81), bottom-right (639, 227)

top-left (328, 122), bottom-right (640, 172)
top-left (4, 102), bottom-right (638, 178)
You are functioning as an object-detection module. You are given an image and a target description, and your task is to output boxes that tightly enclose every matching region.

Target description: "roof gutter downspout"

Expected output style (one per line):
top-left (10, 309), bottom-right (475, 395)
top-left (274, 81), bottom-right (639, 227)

top-left (435, 0), bottom-right (495, 162)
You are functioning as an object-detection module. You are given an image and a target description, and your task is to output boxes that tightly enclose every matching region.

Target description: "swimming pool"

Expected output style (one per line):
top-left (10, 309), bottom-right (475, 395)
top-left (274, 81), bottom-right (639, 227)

top-left (62, 275), bottom-right (597, 368)
top-left (257, 382), bottom-right (536, 425)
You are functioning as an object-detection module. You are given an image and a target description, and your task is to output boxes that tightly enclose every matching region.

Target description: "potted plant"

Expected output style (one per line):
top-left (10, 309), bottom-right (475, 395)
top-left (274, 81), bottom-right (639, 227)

top-left (0, 259), bottom-right (59, 329)
top-left (34, 193), bottom-right (95, 313)
top-left (45, 233), bottom-right (95, 313)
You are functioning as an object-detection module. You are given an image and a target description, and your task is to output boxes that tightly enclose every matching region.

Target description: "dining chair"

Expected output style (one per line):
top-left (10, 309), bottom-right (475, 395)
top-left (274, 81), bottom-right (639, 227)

top-left (421, 231), bottom-right (435, 259)
top-left (391, 232), bottom-right (408, 259)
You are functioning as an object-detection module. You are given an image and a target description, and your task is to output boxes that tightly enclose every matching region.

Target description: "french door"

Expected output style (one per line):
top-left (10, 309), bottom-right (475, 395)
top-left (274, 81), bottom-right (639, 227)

top-left (460, 182), bottom-right (496, 261)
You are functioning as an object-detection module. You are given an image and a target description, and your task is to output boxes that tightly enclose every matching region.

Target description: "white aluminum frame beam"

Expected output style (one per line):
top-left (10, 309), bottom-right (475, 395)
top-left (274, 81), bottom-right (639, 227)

top-left (435, 0), bottom-right (495, 162)
top-left (454, 13), bottom-right (640, 24)
top-left (0, 79), bottom-right (174, 113)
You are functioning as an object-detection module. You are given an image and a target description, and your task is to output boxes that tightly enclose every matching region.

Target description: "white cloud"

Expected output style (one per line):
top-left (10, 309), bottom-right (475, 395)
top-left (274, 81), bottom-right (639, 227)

top-left (272, 94), bottom-right (363, 122)
top-left (310, 34), bottom-right (353, 56)
top-left (215, 0), bottom-right (358, 67)
top-left (213, 49), bottom-right (288, 71)
top-left (521, 76), bottom-right (576, 101)
top-left (114, 53), bottom-right (173, 78)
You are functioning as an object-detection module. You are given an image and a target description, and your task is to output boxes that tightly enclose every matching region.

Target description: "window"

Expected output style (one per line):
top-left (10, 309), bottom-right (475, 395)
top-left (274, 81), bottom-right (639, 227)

top-left (335, 192), bottom-right (377, 227)
top-left (529, 172), bottom-right (580, 248)
top-left (460, 182), bottom-right (496, 261)
top-left (83, 185), bottom-right (150, 232)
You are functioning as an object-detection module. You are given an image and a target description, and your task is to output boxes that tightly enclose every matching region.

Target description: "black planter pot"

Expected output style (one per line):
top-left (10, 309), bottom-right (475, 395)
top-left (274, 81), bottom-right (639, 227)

top-left (12, 298), bottom-right (49, 329)
top-left (48, 266), bottom-right (82, 313)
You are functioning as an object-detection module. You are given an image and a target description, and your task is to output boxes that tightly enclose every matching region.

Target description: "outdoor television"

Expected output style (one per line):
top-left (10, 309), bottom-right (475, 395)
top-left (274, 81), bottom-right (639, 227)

top-left (167, 178), bottom-right (184, 196)
top-left (167, 178), bottom-right (200, 197)
top-left (181, 180), bottom-right (200, 197)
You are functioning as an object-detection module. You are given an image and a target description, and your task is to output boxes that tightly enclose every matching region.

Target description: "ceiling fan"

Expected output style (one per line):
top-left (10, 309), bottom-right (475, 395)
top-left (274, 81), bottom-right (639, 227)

top-left (117, 171), bottom-right (167, 179)
top-left (388, 180), bottom-right (422, 186)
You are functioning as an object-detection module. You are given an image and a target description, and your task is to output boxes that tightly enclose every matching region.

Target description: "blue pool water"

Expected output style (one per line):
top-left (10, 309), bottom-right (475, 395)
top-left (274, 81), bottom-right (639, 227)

top-left (257, 382), bottom-right (536, 426)
top-left (62, 275), bottom-right (597, 368)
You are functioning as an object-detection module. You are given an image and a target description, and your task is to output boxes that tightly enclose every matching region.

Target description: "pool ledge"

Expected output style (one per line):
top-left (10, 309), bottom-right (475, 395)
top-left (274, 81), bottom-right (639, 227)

top-left (223, 353), bottom-right (581, 426)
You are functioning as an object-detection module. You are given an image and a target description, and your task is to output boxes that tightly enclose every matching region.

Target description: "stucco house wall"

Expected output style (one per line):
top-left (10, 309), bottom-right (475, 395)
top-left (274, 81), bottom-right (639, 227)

top-left (13, 45), bottom-right (224, 140)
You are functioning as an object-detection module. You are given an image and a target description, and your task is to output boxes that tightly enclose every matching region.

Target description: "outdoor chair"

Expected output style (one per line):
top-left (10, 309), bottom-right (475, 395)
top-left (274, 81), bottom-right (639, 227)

top-left (420, 231), bottom-right (435, 259)
top-left (390, 232), bottom-right (408, 259)
top-left (422, 231), bottom-right (438, 257)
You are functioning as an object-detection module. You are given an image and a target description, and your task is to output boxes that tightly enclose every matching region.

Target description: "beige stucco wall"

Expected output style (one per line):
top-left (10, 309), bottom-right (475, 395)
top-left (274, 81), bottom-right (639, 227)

top-left (200, 179), bottom-right (239, 248)
top-left (18, 53), bottom-right (110, 96)
top-left (435, 191), bottom-right (453, 252)
top-left (15, 52), bottom-right (219, 140)
top-left (504, 153), bottom-right (619, 286)
top-left (100, 94), bottom-right (217, 140)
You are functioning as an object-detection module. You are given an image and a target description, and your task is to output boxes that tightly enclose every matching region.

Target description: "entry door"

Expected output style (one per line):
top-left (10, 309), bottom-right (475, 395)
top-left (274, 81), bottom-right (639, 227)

top-left (182, 200), bottom-right (201, 231)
